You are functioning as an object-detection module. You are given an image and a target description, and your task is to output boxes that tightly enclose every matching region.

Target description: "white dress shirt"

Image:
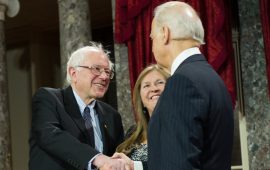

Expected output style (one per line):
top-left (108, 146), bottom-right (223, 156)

top-left (171, 47), bottom-right (201, 75)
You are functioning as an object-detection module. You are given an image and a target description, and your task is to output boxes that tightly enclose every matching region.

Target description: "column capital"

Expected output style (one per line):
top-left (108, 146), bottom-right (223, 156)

top-left (0, 0), bottom-right (20, 21)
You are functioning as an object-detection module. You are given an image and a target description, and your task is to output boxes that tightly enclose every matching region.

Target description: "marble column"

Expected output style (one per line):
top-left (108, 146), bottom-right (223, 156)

top-left (0, 6), bottom-right (11, 170)
top-left (58, 0), bottom-right (92, 86)
top-left (0, 0), bottom-right (19, 168)
top-left (111, 0), bottom-right (134, 131)
top-left (238, 0), bottom-right (270, 169)
top-left (114, 44), bottom-right (134, 131)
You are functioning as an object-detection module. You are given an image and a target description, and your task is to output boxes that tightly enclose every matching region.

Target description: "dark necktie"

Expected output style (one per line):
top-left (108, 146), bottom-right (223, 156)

top-left (83, 107), bottom-right (95, 146)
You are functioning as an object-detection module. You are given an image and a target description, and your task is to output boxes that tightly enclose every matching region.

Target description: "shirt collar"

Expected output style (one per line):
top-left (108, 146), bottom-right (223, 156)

top-left (72, 89), bottom-right (96, 115)
top-left (170, 47), bottom-right (201, 75)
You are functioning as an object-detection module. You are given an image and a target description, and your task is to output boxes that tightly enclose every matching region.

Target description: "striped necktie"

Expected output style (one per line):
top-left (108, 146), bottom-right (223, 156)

top-left (83, 107), bottom-right (95, 146)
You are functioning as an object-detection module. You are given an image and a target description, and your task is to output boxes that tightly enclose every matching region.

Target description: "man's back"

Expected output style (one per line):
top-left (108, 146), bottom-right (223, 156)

top-left (148, 54), bottom-right (234, 169)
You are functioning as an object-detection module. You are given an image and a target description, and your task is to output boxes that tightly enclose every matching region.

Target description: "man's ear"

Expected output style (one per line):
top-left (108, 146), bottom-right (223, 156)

top-left (162, 26), bottom-right (170, 44)
top-left (69, 67), bottom-right (77, 83)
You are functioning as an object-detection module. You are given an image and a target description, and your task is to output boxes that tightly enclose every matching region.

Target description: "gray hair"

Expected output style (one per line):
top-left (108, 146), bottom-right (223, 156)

top-left (154, 1), bottom-right (204, 44)
top-left (66, 42), bottom-right (114, 84)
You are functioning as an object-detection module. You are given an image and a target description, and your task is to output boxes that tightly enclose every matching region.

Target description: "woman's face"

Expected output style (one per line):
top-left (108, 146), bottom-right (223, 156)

top-left (140, 70), bottom-right (166, 116)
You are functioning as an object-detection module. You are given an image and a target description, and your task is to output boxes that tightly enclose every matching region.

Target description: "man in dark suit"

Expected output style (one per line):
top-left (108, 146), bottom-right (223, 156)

top-left (29, 42), bottom-right (127, 170)
top-left (148, 2), bottom-right (234, 170)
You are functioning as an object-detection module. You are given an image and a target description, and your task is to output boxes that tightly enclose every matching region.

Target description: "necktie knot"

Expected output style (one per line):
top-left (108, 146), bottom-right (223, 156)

top-left (83, 106), bottom-right (90, 114)
top-left (84, 107), bottom-right (90, 116)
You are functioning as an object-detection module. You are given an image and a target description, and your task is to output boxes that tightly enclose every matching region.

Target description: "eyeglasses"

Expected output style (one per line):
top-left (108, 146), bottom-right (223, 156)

top-left (76, 65), bottom-right (114, 79)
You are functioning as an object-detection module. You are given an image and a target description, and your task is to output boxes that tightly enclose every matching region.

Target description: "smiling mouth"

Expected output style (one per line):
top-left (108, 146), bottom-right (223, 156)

top-left (94, 83), bottom-right (106, 88)
top-left (150, 95), bottom-right (160, 100)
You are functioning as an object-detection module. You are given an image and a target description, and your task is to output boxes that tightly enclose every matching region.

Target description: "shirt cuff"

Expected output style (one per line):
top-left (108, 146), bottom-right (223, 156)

top-left (88, 153), bottom-right (102, 170)
top-left (134, 161), bottom-right (143, 170)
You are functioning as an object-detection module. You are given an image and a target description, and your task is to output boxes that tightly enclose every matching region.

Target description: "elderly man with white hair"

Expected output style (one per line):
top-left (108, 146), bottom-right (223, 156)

top-left (148, 1), bottom-right (234, 170)
top-left (29, 42), bottom-right (129, 170)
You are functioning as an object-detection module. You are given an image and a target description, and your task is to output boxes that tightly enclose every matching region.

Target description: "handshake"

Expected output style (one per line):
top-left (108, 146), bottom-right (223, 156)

top-left (93, 152), bottom-right (134, 170)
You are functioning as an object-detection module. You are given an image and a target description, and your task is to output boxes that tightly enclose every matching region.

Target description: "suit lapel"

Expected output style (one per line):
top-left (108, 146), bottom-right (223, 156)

top-left (62, 86), bottom-right (92, 145)
top-left (95, 102), bottom-right (109, 154)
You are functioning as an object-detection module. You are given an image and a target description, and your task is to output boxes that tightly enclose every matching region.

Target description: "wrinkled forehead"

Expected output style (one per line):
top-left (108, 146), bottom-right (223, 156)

top-left (82, 50), bottom-right (110, 67)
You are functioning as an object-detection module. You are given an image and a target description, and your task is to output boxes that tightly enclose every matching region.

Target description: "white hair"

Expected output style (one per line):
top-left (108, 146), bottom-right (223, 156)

top-left (66, 42), bottom-right (113, 84)
top-left (154, 1), bottom-right (204, 44)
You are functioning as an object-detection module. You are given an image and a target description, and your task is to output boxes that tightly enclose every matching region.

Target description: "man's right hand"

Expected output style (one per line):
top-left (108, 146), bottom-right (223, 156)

top-left (93, 154), bottom-right (133, 170)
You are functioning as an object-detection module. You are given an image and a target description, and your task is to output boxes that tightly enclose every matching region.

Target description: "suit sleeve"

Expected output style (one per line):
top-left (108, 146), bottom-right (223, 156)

top-left (31, 88), bottom-right (98, 170)
top-left (142, 161), bottom-right (148, 170)
top-left (157, 74), bottom-right (207, 169)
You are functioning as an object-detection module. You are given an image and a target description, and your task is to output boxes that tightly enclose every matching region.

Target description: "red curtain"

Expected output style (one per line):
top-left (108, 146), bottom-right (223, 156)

top-left (259, 0), bottom-right (270, 96)
top-left (115, 0), bottom-right (170, 88)
top-left (115, 0), bottom-right (236, 104)
top-left (190, 0), bottom-right (236, 104)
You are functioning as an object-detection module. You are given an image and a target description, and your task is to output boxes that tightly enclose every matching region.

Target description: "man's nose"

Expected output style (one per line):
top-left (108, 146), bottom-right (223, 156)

top-left (99, 71), bottom-right (109, 79)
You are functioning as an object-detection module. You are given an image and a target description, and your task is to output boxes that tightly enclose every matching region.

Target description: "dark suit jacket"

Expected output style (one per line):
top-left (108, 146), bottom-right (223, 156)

top-left (29, 86), bottom-right (124, 170)
top-left (148, 54), bottom-right (234, 170)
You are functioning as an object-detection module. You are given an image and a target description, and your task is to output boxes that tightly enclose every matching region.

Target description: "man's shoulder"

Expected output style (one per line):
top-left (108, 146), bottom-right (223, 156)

top-left (34, 87), bottom-right (62, 97)
top-left (33, 87), bottom-right (66, 102)
top-left (35, 86), bottom-right (61, 93)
